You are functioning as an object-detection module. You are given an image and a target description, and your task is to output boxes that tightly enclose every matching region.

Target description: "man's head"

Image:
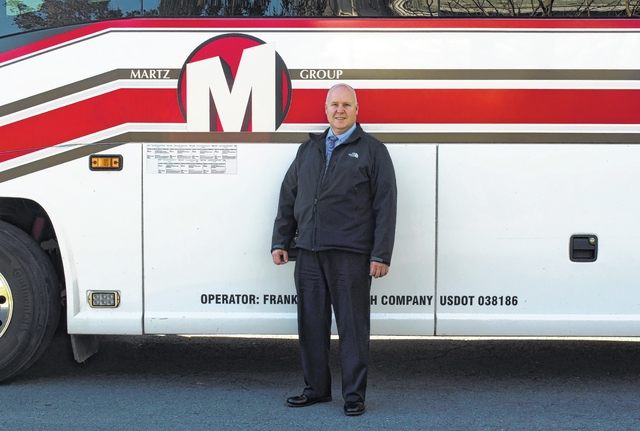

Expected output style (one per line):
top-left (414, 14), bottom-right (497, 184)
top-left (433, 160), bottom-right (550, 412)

top-left (325, 84), bottom-right (359, 135)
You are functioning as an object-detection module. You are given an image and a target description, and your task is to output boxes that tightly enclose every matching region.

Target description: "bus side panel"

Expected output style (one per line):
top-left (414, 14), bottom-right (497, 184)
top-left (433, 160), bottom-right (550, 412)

top-left (142, 143), bottom-right (436, 336)
top-left (0, 144), bottom-right (144, 334)
top-left (371, 144), bottom-right (436, 335)
top-left (143, 143), bottom-right (298, 335)
top-left (437, 144), bottom-right (640, 336)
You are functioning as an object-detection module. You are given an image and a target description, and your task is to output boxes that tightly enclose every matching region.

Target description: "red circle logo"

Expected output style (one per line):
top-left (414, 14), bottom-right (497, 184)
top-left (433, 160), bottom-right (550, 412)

top-left (178, 34), bottom-right (292, 132)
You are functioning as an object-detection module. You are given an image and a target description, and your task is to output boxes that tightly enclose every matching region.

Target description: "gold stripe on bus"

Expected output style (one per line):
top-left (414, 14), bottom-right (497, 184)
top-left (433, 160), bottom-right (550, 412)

top-left (0, 69), bottom-right (181, 118)
top-left (289, 69), bottom-right (640, 81)
top-left (1, 132), bottom-right (639, 183)
top-left (0, 143), bottom-right (123, 184)
top-left (2, 68), bottom-right (639, 119)
top-left (98, 131), bottom-right (640, 144)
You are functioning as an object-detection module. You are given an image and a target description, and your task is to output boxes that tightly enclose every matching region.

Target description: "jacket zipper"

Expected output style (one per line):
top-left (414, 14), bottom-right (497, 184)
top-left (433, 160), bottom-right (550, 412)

top-left (312, 147), bottom-right (325, 251)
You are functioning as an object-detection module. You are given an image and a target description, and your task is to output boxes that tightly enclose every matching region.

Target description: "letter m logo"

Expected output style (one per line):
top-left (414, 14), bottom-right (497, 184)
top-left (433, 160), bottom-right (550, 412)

top-left (178, 34), bottom-right (291, 133)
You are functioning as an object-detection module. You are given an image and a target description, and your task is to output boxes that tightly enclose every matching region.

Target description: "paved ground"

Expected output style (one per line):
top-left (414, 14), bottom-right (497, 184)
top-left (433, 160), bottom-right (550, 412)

top-left (2, 333), bottom-right (640, 430)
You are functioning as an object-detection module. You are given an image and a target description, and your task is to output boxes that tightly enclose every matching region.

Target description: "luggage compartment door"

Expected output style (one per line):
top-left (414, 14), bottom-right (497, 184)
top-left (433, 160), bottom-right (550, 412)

top-left (437, 144), bottom-right (640, 336)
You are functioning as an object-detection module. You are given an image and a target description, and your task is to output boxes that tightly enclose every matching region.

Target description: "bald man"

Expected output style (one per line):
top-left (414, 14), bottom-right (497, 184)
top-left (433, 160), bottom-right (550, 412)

top-left (271, 84), bottom-right (397, 416)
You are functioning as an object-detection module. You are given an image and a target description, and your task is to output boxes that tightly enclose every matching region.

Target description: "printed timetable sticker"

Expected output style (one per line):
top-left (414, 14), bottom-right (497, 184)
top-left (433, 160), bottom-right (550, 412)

top-left (146, 144), bottom-right (237, 174)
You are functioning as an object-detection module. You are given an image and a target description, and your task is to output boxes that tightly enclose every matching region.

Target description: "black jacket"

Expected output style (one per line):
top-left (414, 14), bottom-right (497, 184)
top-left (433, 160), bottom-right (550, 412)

top-left (272, 123), bottom-right (397, 265)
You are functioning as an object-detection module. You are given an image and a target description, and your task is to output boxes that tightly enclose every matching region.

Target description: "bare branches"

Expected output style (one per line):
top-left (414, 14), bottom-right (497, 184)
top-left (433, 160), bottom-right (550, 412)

top-left (438, 0), bottom-right (639, 16)
top-left (8, 0), bottom-right (640, 34)
top-left (12, 0), bottom-right (122, 31)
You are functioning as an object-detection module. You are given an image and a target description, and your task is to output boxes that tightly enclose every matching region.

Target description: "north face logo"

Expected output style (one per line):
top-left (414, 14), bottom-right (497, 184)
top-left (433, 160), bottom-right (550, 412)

top-left (178, 33), bottom-right (292, 132)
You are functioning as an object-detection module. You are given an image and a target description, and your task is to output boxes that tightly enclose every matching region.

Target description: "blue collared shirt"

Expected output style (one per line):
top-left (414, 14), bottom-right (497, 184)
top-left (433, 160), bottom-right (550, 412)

top-left (326, 123), bottom-right (357, 161)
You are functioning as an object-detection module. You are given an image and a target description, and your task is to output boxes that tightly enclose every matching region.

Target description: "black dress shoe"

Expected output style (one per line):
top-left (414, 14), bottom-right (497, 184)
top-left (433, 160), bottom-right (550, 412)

top-left (343, 401), bottom-right (366, 416)
top-left (285, 394), bottom-right (332, 407)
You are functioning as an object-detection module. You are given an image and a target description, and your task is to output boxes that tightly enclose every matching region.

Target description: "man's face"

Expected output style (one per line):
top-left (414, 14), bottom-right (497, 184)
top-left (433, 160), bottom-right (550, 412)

top-left (325, 85), bottom-right (358, 135)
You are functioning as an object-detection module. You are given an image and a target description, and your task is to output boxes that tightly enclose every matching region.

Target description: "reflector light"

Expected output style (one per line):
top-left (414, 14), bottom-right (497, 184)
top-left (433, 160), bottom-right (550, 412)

top-left (89, 155), bottom-right (123, 171)
top-left (88, 291), bottom-right (120, 308)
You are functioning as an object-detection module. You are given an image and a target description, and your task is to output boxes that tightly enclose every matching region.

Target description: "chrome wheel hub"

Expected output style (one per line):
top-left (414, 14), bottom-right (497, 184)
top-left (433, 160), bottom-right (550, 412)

top-left (0, 272), bottom-right (13, 338)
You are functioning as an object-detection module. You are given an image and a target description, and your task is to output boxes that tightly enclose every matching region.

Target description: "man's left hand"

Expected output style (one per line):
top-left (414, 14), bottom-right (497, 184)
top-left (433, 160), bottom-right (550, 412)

top-left (370, 261), bottom-right (389, 278)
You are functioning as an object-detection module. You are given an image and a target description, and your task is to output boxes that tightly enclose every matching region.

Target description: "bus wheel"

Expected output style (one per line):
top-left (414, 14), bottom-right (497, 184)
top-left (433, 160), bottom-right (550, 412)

top-left (0, 220), bottom-right (61, 383)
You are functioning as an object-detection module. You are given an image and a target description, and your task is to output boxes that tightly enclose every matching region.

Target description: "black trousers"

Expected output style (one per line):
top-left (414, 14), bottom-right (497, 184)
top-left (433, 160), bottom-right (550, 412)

top-left (294, 248), bottom-right (372, 403)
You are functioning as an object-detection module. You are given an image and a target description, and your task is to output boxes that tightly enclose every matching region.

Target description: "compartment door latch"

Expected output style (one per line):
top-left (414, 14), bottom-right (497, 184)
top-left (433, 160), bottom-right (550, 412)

top-left (570, 235), bottom-right (598, 262)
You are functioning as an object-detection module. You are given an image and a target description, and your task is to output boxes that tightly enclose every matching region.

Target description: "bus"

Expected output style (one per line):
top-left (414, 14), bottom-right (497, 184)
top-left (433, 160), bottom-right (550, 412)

top-left (1, 17), bottom-right (639, 382)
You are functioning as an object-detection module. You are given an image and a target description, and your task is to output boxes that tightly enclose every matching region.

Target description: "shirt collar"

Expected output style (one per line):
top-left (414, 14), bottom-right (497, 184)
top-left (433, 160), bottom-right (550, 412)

top-left (327, 123), bottom-right (357, 145)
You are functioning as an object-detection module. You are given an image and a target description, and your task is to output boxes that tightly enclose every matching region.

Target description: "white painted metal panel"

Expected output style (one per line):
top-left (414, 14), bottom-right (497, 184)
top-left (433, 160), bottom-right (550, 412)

top-left (3, 29), bottom-right (640, 108)
top-left (1, 21), bottom-right (639, 338)
top-left (143, 143), bottom-right (436, 335)
top-left (437, 144), bottom-right (640, 336)
top-left (371, 144), bottom-right (436, 335)
top-left (0, 144), bottom-right (144, 334)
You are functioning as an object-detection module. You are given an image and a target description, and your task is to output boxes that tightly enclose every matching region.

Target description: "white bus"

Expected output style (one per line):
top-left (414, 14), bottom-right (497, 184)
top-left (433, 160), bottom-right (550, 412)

top-left (1, 17), bottom-right (639, 382)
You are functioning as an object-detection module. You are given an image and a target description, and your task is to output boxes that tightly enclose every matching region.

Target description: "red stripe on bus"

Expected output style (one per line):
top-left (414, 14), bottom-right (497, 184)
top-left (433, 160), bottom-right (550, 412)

top-left (2, 18), bottom-right (640, 65)
top-left (285, 88), bottom-right (640, 125)
top-left (0, 88), bottom-right (183, 163)
top-left (1, 87), bottom-right (639, 163)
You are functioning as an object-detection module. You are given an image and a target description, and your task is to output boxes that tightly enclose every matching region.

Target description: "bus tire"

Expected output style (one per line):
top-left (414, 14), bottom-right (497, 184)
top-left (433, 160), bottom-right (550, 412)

top-left (0, 220), bottom-right (61, 383)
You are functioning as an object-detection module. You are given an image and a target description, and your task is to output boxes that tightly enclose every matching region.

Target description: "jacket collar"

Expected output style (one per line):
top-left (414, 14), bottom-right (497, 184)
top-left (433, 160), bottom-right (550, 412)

top-left (309, 123), bottom-right (363, 150)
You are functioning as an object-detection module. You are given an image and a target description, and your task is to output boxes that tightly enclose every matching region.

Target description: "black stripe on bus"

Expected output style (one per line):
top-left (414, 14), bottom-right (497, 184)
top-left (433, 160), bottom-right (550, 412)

top-left (1, 131), bottom-right (639, 184)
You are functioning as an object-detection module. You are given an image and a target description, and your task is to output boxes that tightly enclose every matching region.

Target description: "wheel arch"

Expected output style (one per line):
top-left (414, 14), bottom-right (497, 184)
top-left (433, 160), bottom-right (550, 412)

top-left (0, 197), bottom-right (66, 314)
top-left (0, 196), bottom-right (104, 369)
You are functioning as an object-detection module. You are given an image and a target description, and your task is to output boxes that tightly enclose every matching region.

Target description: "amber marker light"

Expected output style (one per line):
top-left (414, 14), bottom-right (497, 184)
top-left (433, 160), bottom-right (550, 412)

top-left (89, 155), bottom-right (123, 171)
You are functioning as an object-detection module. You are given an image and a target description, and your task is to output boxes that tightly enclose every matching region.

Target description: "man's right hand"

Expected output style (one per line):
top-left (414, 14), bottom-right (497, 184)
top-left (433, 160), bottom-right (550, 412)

top-left (272, 249), bottom-right (289, 265)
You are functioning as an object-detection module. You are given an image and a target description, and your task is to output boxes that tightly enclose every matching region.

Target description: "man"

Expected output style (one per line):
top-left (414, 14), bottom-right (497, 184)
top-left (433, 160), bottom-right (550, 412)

top-left (271, 83), bottom-right (397, 416)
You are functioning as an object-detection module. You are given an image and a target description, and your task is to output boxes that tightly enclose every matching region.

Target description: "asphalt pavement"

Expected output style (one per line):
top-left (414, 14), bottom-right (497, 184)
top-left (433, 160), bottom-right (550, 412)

top-left (3, 333), bottom-right (640, 430)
